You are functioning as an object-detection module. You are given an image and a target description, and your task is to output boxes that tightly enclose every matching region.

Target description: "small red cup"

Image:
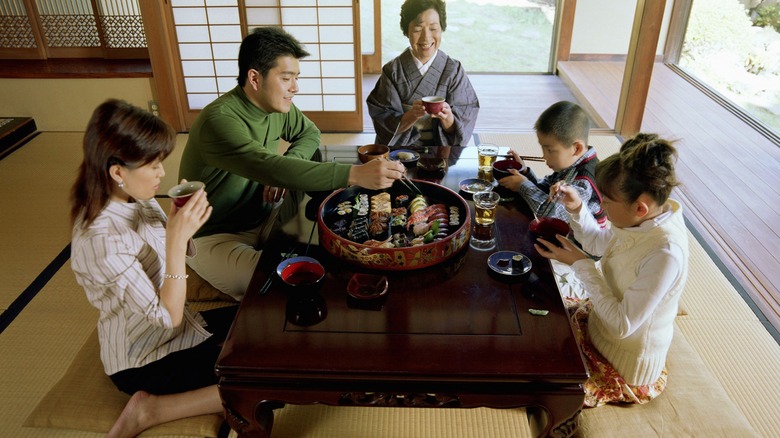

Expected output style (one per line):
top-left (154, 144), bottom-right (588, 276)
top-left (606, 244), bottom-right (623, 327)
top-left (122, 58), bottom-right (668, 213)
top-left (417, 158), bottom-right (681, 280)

top-left (422, 96), bottom-right (445, 114)
top-left (167, 181), bottom-right (205, 207)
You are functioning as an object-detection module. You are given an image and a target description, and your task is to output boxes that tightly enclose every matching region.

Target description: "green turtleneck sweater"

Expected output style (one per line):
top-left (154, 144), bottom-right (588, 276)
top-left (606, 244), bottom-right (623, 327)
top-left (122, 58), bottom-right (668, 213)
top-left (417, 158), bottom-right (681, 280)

top-left (179, 86), bottom-right (351, 237)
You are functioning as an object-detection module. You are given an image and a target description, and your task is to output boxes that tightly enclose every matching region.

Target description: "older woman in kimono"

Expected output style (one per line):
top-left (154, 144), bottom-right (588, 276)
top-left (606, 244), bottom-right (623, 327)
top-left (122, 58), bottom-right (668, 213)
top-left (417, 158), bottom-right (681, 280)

top-left (367, 0), bottom-right (480, 147)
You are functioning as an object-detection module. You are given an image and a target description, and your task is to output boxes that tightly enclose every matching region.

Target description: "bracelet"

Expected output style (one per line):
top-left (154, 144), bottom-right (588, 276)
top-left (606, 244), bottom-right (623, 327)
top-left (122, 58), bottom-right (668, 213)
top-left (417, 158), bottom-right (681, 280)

top-left (163, 273), bottom-right (189, 280)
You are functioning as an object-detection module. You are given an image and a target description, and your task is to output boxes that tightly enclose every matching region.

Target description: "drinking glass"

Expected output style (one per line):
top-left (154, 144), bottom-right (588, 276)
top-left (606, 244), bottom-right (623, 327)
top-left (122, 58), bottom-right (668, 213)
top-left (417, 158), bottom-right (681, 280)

top-left (477, 143), bottom-right (499, 182)
top-left (470, 190), bottom-right (500, 250)
top-left (477, 144), bottom-right (499, 168)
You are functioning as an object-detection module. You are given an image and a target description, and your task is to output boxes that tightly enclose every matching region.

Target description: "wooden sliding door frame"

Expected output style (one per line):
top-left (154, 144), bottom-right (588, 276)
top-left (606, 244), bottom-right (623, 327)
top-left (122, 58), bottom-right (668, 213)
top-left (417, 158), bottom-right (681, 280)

top-left (556, 0), bottom-right (665, 137)
top-left (139, 0), bottom-right (186, 131)
top-left (141, 1), bottom-right (364, 133)
top-left (361, 0), bottom-right (382, 74)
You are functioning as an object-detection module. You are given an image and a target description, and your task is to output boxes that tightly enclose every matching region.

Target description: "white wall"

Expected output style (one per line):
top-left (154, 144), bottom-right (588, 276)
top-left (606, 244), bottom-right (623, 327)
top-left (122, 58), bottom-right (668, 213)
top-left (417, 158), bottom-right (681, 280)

top-left (571, 0), bottom-right (674, 55)
top-left (0, 78), bottom-right (155, 132)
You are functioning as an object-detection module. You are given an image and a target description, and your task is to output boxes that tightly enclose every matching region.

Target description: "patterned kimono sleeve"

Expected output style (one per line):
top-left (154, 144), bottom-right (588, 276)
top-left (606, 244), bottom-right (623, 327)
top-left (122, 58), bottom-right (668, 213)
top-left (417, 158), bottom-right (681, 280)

top-left (366, 71), bottom-right (405, 146)
top-left (440, 62), bottom-right (479, 146)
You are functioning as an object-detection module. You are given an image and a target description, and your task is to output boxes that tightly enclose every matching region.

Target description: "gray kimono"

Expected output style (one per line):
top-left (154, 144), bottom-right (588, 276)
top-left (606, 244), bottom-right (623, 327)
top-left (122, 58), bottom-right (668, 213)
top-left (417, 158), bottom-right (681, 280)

top-left (367, 49), bottom-right (480, 147)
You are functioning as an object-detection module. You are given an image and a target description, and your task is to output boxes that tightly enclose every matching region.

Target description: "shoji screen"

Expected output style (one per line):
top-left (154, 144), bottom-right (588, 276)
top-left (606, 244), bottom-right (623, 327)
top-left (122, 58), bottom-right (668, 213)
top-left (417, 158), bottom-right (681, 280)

top-left (170, 0), bottom-right (242, 111)
top-left (168, 0), bottom-right (362, 131)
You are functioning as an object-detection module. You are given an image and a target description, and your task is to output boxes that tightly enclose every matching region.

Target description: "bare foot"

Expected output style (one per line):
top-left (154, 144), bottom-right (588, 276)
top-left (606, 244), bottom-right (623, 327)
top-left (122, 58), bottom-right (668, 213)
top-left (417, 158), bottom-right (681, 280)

top-left (107, 390), bottom-right (154, 438)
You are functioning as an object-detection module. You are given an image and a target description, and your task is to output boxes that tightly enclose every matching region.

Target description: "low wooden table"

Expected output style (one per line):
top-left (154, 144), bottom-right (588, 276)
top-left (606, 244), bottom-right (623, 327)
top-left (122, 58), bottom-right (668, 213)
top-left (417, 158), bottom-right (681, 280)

top-left (216, 146), bottom-right (587, 437)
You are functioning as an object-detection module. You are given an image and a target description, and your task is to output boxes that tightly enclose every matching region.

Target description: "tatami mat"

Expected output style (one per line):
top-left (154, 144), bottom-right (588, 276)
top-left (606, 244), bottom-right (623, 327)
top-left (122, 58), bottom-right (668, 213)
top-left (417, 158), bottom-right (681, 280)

top-left (0, 133), bottom-right (82, 310)
top-left (0, 265), bottom-right (99, 437)
top-left (678, 230), bottom-right (758, 321)
top-left (3, 131), bottom-right (777, 437)
top-left (271, 405), bottom-right (531, 438)
top-left (676, 319), bottom-right (780, 437)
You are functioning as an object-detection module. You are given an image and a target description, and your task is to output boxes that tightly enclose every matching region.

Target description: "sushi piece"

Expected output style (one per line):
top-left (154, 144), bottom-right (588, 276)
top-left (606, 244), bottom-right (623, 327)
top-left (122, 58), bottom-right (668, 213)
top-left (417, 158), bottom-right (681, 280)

top-left (409, 195), bottom-right (427, 214)
top-left (394, 194), bottom-right (410, 207)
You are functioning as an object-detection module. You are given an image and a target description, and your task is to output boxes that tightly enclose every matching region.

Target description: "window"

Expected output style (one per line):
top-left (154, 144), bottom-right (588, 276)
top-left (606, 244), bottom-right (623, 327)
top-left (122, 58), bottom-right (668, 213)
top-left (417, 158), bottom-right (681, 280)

top-left (675, 0), bottom-right (780, 138)
top-left (380, 0), bottom-right (557, 73)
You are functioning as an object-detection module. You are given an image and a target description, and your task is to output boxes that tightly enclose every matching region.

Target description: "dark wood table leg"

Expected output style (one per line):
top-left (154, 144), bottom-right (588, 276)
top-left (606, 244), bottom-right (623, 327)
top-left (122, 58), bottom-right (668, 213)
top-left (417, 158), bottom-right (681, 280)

top-left (221, 388), bottom-right (285, 438)
top-left (527, 393), bottom-right (583, 438)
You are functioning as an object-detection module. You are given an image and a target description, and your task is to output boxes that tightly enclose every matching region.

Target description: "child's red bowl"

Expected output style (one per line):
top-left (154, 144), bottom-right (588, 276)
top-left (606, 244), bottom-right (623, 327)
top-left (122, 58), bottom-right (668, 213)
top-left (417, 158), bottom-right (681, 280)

top-left (529, 217), bottom-right (571, 247)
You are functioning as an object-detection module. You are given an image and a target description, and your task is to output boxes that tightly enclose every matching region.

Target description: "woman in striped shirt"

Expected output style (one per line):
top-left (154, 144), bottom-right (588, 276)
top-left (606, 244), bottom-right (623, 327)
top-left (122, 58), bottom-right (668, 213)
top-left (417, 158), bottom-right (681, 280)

top-left (70, 99), bottom-right (229, 438)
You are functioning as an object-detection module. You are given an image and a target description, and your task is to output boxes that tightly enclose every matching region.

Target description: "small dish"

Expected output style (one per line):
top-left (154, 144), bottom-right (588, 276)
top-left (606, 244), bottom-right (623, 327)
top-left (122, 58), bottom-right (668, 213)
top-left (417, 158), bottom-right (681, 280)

top-left (347, 273), bottom-right (389, 310)
top-left (417, 157), bottom-right (447, 172)
top-left (389, 149), bottom-right (420, 168)
top-left (487, 251), bottom-right (532, 277)
top-left (459, 178), bottom-right (493, 195)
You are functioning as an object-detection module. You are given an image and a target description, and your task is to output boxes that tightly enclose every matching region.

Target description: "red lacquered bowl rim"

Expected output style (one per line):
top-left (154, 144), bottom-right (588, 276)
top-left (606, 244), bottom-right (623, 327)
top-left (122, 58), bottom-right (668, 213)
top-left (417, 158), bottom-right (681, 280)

top-left (529, 217), bottom-right (571, 234)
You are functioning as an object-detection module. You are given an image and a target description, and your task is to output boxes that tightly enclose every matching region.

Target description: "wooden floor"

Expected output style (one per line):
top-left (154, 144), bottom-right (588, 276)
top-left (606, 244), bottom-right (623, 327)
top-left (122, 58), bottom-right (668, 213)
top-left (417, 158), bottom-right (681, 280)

top-left (560, 61), bottom-right (780, 334)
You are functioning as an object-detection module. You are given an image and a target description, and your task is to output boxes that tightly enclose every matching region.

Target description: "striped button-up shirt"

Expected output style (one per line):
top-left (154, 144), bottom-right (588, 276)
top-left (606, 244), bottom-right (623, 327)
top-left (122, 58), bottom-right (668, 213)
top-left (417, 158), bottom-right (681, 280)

top-left (71, 199), bottom-right (211, 375)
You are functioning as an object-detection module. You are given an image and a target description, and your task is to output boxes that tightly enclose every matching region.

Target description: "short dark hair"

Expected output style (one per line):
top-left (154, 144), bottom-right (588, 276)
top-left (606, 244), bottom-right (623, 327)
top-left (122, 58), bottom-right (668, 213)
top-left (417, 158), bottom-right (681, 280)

top-left (400, 0), bottom-right (447, 37)
top-left (595, 133), bottom-right (679, 205)
top-left (534, 101), bottom-right (590, 147)
top-left (237, 26), bottom-right (310, 87)
top-left (71, 99), bottom-right (175, 228)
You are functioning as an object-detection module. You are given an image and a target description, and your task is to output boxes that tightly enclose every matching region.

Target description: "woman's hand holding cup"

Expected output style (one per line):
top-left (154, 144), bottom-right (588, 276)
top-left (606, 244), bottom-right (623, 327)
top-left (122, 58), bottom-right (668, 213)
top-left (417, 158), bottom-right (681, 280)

top-left (167, 179), bottom-right (212, 247)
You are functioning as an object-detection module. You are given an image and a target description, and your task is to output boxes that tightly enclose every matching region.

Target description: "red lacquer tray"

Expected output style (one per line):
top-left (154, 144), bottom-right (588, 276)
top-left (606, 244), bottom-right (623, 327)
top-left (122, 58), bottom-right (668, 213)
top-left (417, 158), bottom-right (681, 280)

top-left (317, 180), bottom-right (471, 271)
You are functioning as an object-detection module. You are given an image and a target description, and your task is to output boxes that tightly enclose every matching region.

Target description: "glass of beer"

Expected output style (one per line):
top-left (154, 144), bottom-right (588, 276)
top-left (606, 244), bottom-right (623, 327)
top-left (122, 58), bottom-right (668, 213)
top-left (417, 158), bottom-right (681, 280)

top-left (470, 190), bottom-right (500, 250)
top-left (477, 144), bottom-right (499, 168)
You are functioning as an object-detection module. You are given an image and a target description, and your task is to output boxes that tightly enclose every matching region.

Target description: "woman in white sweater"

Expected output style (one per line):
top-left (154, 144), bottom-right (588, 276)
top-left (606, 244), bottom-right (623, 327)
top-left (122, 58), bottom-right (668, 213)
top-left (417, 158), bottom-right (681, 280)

top-left (535, 133), bottom-right (689, 407)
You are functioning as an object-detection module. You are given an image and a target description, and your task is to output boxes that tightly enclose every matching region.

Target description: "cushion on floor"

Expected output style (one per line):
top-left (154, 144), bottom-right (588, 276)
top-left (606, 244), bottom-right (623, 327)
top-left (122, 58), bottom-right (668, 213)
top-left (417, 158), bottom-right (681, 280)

top-left (186, 265), bottom-right (236, 302)
top-left (576, 324), bottom-right (757, 437)
top-left (23, 329), bottom-right (224, 437)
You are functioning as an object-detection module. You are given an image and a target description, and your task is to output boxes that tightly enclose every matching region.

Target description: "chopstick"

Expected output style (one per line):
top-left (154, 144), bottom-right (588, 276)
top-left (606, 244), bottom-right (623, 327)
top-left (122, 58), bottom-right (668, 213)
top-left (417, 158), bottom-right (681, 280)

top-left (382, 156), bottom-right (423, 194)
top-left (504, 154), bottom-right (546, 162)
top-left (258, 245), bottom-right (296, 295)
top-left (401, 174), bottom-right (423, 194)
top-left (538, 168), bottom-right (577, 218)
top-left (396, 177), bottom-right (417, 193)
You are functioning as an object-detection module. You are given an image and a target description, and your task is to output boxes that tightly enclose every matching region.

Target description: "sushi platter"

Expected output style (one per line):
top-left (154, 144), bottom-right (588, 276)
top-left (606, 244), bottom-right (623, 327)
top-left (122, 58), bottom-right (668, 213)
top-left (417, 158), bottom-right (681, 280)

top-left (317, 180), bottom-right (471, 270)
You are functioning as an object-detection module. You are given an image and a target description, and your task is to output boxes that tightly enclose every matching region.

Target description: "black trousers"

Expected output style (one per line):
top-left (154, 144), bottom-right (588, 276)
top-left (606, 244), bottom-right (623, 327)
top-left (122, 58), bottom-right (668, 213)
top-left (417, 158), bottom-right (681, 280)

top-left (109, 305), bottom-right (238, 395)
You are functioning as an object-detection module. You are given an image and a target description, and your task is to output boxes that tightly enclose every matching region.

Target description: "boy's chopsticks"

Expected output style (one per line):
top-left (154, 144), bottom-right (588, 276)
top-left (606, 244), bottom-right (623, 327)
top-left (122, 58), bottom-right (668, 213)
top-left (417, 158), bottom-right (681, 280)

top-left (504, 154), bottom-right (546, 162)
top-left (258, 245), bottom-right (296, 295)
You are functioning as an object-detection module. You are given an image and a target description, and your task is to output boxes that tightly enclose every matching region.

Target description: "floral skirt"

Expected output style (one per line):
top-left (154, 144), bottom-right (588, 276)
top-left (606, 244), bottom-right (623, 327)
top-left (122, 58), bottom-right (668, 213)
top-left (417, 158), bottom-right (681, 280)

top-left (565, 298), bottom-right (668, 408)
top-left (552, 260), bottom-right (589, 300)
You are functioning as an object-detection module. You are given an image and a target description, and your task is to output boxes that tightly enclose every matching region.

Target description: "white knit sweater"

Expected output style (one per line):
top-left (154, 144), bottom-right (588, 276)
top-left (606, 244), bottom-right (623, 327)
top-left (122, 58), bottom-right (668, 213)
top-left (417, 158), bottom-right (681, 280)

top-left (570, 200), bottom-right (689, 385)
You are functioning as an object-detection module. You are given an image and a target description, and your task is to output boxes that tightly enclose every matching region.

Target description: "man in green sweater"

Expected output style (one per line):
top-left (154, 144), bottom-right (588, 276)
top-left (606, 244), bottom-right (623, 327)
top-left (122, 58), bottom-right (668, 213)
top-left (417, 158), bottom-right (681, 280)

top-left (179, 27), bottom-right (404, 300)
